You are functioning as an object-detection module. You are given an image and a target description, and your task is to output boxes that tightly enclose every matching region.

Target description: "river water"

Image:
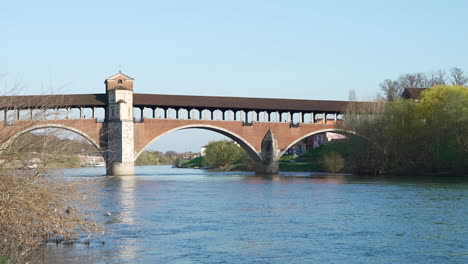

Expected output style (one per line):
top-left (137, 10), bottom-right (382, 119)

top-left (44, 166), bottom-right (467, 264)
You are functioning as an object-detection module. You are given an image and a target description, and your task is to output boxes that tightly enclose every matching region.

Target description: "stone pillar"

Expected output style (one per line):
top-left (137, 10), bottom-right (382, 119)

top-left (298, 112), bottom-right (303, 123)
top-left (104, 72), bottom-right (135, 176)
top-left (322, 112), bottom-right (326, 124)
top-left (255, 129), bottom-right (280, 174)
top-left (311, 112), bottom-right (315, 123)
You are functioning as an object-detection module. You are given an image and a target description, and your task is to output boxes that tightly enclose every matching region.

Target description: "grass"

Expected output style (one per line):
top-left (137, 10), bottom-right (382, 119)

top-left (181, 157), bottom-right (204, 168)
top-left (279, 140), bottom-right (353, 172)
top-left (0, 256), bottom-right (8, 264)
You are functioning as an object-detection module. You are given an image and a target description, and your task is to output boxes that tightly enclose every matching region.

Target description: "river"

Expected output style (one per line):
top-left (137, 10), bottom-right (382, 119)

top-left (44, 166), bottom-right (467, 264)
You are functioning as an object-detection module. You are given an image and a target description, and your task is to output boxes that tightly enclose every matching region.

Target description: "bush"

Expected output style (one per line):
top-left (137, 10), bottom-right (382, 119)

top-left (320, 151), bottom-right (345, 172)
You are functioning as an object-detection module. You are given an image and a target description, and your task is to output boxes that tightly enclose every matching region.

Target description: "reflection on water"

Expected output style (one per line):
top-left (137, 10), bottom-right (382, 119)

top-left (45, 166), bottom-right (468, 264)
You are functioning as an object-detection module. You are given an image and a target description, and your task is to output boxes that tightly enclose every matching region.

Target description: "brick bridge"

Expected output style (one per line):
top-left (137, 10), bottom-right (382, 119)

top-left (0, 72), bottom-right (352, 175)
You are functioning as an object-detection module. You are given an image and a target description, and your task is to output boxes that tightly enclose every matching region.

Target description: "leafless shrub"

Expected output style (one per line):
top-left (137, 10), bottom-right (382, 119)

top-left (0, 91), bottom-right (105, 263)
top-left (0, 170), bottom-right (104, 263)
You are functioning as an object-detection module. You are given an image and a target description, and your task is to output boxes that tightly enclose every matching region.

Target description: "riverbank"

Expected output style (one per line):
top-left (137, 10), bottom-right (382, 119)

top-left (181, 141), bottom-right (352, 173)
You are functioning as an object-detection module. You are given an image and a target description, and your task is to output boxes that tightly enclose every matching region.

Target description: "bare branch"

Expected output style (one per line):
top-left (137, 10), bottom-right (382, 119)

top-left (449, 67), bottom-right (468, 85)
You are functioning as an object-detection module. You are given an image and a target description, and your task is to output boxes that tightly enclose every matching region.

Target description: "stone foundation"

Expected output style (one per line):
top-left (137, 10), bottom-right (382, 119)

top-left (107, 162), bottom-right (135, 176)
top-left (255, 161), bottom-right (279, 174)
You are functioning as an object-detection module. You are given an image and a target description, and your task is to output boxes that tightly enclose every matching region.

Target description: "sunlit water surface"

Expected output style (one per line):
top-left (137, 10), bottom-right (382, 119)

top-left (44, 166), bottom-right (467, 264)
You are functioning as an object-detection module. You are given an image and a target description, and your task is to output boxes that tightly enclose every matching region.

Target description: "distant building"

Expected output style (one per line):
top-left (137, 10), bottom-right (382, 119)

top-left (78, 155), bottom-right (105, 166)
top-left (401, 88), bottom-right (428, 100)
top-left (200, 145), bottom-right (207, 157)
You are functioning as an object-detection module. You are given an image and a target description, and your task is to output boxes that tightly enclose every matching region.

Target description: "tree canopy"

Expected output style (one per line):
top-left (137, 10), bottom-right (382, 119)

top-left (202, 140), bottom-right (245, 169)
top-left (343, 85), bottom-right (467, 175)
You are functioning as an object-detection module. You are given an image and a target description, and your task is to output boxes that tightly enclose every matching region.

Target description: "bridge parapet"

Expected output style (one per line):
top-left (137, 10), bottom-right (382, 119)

top-left (133, 106), bottom-right (344, 125)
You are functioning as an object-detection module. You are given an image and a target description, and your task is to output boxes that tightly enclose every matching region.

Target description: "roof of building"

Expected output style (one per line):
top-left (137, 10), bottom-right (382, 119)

top-left (401, 88), bottom-right (428, 99)
top-left (0, 94), bottom-right (107, 109)
top-left (133, 93), bottom-right (350, 112)
top-left (1, 93), bottom-right (355, 113)
top-left (105, 72), bottom-right (134, 81)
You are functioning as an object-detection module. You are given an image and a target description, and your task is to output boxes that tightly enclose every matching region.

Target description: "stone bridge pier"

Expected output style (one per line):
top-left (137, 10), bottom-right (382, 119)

top-left (255, 130), bottom-right (280, 174)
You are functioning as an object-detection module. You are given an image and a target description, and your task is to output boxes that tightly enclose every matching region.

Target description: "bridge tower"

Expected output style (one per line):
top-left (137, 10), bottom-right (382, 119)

top-left (105, 72), bottom-right (135, 175)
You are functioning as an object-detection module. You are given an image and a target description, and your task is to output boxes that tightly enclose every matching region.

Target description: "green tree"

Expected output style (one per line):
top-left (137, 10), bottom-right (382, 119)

top-left (135, 151), bottom-right (159, 165)
top-left (202, 140), bottom-right (244, 169)
top-left (418, 85), bottom-right (468, 171)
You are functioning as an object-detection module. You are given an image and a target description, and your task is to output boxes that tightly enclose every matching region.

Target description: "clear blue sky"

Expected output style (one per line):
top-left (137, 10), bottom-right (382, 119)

top-left (3, 0), bottom-right (468, 152)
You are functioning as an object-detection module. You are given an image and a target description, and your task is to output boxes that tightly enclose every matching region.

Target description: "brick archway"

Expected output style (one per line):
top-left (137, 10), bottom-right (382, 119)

top-left (133, 123), bottom-right (262, 162)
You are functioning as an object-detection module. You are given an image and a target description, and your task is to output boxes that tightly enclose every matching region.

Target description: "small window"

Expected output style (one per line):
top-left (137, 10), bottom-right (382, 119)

top-left (118, 79), bottom-right (123, 84)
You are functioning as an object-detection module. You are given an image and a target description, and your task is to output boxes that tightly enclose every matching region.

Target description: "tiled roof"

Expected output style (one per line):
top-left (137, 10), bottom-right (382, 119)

top-left (133, 93), bottom-right (350, 112)
top-left (401, 88), bottom-right (428, 99)
top-left (1, 93), bottom-right (355, 113)
top-left (0, 94), bottom-right (107, 109)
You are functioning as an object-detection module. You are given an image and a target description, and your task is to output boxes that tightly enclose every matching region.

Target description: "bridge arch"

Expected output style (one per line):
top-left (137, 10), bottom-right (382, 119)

top-left (134, 124), bottom-right (262, 162)
top-left (281, 128), bottom-right (356, 157)
top-left (3, 124), bottom-right (102, 155)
